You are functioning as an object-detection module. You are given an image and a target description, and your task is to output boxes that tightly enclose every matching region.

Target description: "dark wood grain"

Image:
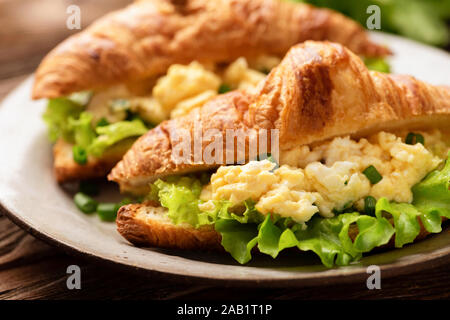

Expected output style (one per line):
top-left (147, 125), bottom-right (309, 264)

top-left (0, 0), bottom-right (449, 300)
top-left (1, 212), bottom-right (449, 300)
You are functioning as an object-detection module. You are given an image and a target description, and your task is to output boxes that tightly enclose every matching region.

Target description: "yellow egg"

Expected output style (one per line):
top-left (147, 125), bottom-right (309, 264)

top-left (202, 130), bottom-right (446, 224)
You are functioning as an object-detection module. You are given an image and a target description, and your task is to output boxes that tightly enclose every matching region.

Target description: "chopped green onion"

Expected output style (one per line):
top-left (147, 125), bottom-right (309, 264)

top-left (79, 180), bottom-right (99, 196)
top-left (415, 134), bottom-right (424, 145)
top-left (261, 67), bottom-right (271, 75)
top-left (74, 192), bottom-right (97, 214)
top-left (72, 145), bottom-right (87, 165)
top-left (96, 117), bottom-right (110, 127)
top-left (98, 198), bottom-right (134, 222)
top-left (363, 165), bottom-right (382, 184)
top-left (405, 132), bottom-right (415, 144)
top-left (97, 203), bottom-right (118, 222)
top-left (218, 84), bottom-right (231, 94)
top-left (364, 196), bottom-right (376, 216)
top-left (405, 132), bottom-right (424, 145)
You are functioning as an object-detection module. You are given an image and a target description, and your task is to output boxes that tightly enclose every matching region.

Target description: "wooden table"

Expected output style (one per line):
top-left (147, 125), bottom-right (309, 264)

top-left (0, 0), bottom-right (449, 300)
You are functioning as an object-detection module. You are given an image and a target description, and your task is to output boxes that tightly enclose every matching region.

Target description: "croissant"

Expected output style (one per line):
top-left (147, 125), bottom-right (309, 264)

top-left (108, 41), bottom-right (450, 194)
top-left (32, 0), bottom-right (390, 99)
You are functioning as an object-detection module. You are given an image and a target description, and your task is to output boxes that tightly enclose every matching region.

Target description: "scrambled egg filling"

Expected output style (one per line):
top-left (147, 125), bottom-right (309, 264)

top-left (200, 131), bottom-right (447, 224)
top-left (85, 56), bottom-right (275, 125)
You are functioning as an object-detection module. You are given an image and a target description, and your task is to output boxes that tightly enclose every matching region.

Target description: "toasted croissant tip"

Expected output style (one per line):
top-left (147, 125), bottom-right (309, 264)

top-left (32, 0), bottom-right (391, 100)
top-left (116, 203), bottom-right (222, 250)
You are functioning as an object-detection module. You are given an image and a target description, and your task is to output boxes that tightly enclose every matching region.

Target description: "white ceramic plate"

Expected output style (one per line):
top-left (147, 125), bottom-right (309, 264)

top-left (0, 32), bottom-right (449, 286)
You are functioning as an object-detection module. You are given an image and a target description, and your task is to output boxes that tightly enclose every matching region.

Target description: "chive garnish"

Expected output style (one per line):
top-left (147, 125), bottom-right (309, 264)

top-left (96, 117), bottom-right (109, 127)
top-left (218, 84), bottom-right (231, 94)
top-left (364, 196), bottom-right (377, 216)
top-left (415, 134), bottom-right (424, 145)
top-left (97, 203), bottom-right (118, 222)
top-left (405, 132), bottom-right (424, 145)
top-left (74, 192), bottom-right (97, 214)
top-left (363, 165), bottom-right (382, 184)
top-left (72, 145), bottom-right (87, 165)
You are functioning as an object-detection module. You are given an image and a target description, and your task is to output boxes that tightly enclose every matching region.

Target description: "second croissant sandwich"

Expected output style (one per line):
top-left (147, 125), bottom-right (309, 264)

top-left (33, 0), bottom-right (390, 183)
top-left (109, 41), bottom-right (449, 267)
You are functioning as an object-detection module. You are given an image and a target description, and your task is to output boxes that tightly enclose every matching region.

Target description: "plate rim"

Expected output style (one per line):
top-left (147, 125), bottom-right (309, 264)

top-left (0, 32), bottom-right (449, 287)
top-left (1, 199), bottom-right (449, 287)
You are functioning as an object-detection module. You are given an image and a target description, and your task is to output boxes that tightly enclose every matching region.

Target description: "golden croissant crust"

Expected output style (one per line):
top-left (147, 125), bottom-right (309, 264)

top-left (108, 41), bottom-right (450, 194)
top-left (32, 0), bottom-right (390, 99)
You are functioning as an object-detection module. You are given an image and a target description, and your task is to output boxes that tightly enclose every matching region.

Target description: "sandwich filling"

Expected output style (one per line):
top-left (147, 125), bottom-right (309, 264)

top-left (147, 129), bottom-right (449, 267)
top-left (42, 56), bottom-right (388, 166)
top-left (42, 55), bottom-right (280, 164)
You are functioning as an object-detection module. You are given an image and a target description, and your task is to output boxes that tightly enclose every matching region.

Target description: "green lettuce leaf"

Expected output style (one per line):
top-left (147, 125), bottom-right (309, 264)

top-left (214, 219), bottom-right (259, 264)
top-left (88, 119), bottom-right (148, 157)
top-left (154, 177), bottom-right (205, 227)
top-left (42, 98), bottom-right (83, 143)
top-left (69, 112), bottom-right (96, 148)
top-left (412, 152), bottom-right (450, 221)
top-left (256, 214), bottom-right (284, 258)
top-left (217, 199), bottom-right (265, 224)
top-left (150, 153), bottom-right (449, 267)
top-left (295, 214), bottom-right (358, 267)
top-left (350, 215), bottom-right (395, 252)
top-left (43, 93), bottom-right (149, 157)
top-left (373, 153), bottom-right (449, 245)
top-left (213, 210), bottom-right (394, 267)
top-left (375, 199), bottom-right (422, 247)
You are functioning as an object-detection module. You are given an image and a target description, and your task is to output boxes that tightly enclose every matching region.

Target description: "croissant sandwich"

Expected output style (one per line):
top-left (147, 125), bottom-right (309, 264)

top-left (108, 41), bottom-right (449, 267)
top-left (33, 0), bottom-right (390, 183)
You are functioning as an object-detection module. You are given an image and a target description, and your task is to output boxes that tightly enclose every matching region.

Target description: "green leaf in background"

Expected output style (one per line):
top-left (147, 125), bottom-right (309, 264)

top-left (364, 57), bottom-right (391, 73)
top-left (88, 118), bottom-right (148, 157)
top-left (289, 0), bottom-right (450, 46)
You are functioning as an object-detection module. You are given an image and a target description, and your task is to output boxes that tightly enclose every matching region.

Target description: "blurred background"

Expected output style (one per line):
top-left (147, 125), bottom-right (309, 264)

top-left (0, 0), bottom-right (131, 96)
top-left (0, 0), bottom-right (448, 88)
top-left (299, 0), bottom-right (450, 47)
